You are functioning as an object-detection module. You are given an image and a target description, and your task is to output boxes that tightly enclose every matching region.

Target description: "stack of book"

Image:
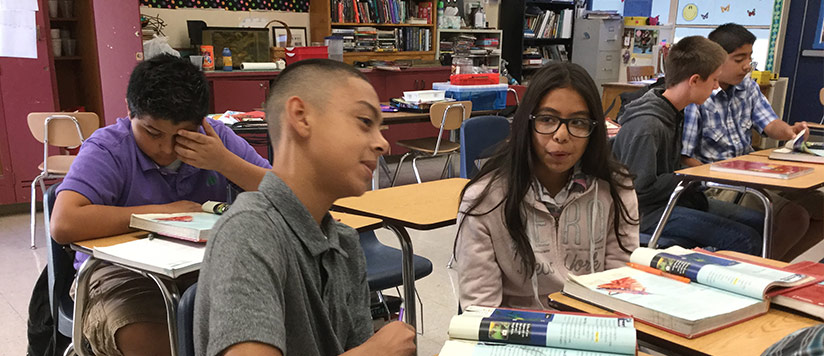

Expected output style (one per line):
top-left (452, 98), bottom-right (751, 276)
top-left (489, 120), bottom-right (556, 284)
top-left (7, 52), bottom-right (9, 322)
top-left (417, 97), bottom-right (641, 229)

top-left (332, 28), bottom-right (356, 51)
top-left (377, 29), bottom-right (398, 51)
top-left (439, 306), bottom-right (637, 355)
top-left (354, 27), bottom-right (378, 51)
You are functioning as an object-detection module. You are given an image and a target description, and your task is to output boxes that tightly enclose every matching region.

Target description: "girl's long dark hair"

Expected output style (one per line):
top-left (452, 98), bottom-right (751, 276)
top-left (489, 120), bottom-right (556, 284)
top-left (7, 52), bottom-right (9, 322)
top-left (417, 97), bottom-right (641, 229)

top-left (455, 62), bottom-right (638, 277)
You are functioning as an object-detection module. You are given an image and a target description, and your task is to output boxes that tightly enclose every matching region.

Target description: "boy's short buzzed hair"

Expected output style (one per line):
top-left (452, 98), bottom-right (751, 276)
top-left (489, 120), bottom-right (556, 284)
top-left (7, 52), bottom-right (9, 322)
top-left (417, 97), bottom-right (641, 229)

top-left (709, 23), bottom-right (757, 54)
top-left (265, 59), bottom-right (370, 145)
top-left (126, 54), bottom-right (209, 125)
top-left (664, 36), bottom-right (727, 88)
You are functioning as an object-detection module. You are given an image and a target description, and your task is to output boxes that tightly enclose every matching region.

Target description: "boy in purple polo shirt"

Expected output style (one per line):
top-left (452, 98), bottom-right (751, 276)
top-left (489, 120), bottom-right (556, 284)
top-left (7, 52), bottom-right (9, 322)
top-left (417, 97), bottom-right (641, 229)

top-left (50, 54), bottom-right (270, 356)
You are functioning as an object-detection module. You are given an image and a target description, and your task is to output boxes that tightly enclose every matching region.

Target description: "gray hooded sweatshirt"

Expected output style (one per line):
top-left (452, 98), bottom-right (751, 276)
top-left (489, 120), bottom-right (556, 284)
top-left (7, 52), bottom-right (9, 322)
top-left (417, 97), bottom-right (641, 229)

top-left (612, 88), bottom-right (695, 231)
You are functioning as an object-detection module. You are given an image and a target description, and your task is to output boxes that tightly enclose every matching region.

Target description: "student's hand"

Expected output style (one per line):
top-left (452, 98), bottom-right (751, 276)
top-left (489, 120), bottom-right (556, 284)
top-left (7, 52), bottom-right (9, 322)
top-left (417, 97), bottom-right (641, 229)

top-left (793, 121), bottom-right (809, 139)
top-left (346, 321), bottom-right (416, 356)
top-left (159, 200), bottom-right (202, 213)
top-left (174, 118), bottom-right (232, 171)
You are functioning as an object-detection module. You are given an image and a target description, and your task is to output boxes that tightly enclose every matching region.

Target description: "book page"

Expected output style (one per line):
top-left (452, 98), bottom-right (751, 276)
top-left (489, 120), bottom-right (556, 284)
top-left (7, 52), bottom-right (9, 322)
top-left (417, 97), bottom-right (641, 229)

top-left (631, 247), bottom-right (807, 299)
top-left (568, 267), bottom-right (762, 322)
top-left (439, 340), bottom-right (630, 356)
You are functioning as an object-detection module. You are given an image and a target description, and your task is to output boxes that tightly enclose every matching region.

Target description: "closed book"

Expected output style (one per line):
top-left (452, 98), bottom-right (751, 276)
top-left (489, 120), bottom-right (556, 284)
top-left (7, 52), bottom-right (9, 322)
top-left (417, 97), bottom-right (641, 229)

top-left (442, 306), bottom-right (636, 355)
top-left (709, 160), bottom-right (813, 179)
top-left (770, 261), bottom-right (824, 320)
top-left (129, 212), bottom-right (221, 242)
top-left (563, 247), bottom-right (814, 339)
top-left (92, 236), bottom-right (205, 278)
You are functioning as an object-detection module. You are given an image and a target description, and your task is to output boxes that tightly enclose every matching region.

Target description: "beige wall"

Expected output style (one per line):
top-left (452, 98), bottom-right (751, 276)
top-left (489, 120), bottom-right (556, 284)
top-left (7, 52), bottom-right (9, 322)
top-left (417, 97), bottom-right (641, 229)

top-left (139, 6), bottom-right (310, 48)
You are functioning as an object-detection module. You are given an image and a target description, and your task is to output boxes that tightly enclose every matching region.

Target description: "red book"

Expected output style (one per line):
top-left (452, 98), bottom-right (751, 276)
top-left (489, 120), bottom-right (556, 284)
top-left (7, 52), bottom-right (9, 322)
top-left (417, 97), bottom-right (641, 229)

top-left (770, 261), bottom-right (824, 320)
top-left (352, 0), bottom-right (360, 23)
top-left (709, 160), bottom-right (814, 179)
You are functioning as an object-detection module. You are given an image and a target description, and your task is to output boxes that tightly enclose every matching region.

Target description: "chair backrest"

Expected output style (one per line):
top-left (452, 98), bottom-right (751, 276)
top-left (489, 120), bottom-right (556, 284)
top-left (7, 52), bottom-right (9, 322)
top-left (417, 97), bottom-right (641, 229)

top-left (177, 283), bottom-right (198, 356)
top-left (459, 115), bottom-right (510, 179)
top-left (27, 112), bottom-right (100, 147)
top-left (506, 85), bottom-right (526, 106)
top-left (429, 101), bottom-right (472, 131)
top-left (820, 88), bottom-right (824, 106)
top-left (626, 66), bottom-right (655, 82)
top-left (44, 182), bottom-right (75, 338)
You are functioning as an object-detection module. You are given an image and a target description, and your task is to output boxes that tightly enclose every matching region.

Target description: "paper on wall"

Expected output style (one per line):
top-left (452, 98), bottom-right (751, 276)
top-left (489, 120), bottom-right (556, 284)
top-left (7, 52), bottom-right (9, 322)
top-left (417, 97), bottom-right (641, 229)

top-left (0, 0), bottom-right (38, 11)
top-left (0, 9), bottom-right (37, 59)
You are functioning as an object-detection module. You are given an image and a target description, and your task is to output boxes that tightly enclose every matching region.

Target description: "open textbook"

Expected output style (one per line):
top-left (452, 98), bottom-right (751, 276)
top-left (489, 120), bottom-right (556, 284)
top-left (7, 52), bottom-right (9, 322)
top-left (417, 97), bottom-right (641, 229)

top-left (563, 247), bottom-right (815, 338)
top-left (129, 201), bottom-right (227, 242)
top-left (439, 306), bottom-right (636, 355)
top-left (769, 125), bottom-right (824, 164)
top-left (92, 236), bottom-right (205, 278)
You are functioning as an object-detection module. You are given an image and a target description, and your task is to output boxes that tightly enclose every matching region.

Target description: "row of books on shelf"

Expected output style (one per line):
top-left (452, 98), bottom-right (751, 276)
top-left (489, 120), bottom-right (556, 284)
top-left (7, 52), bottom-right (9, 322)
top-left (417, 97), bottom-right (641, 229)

top-left (522, 45), bottom-right (569, 66)
top-left (332, 27), bottom-right (431, 52)
top-left (524, 8), bottom-right (574, 39)
top-left (330, 0), bottom-right (432, 25)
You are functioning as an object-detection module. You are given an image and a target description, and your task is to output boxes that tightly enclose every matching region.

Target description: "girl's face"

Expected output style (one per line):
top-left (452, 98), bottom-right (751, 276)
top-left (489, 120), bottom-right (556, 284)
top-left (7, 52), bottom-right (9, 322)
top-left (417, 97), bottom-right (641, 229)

top-left (531, 87), bottom-right (591, 189)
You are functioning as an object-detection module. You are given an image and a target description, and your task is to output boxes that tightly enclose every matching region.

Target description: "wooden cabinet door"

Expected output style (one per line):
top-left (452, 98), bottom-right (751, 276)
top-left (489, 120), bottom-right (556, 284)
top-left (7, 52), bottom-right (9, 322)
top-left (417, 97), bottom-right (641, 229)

top-left (211, 80), bottom-right (270, 113)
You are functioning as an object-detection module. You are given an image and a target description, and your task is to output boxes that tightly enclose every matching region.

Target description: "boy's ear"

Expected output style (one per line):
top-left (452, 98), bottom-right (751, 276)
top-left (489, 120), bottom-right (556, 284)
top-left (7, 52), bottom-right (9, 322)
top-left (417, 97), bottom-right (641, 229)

top-left (283, 96), bottom-right (311, 139)
top-left (687, 73), bottom-right (702, 87)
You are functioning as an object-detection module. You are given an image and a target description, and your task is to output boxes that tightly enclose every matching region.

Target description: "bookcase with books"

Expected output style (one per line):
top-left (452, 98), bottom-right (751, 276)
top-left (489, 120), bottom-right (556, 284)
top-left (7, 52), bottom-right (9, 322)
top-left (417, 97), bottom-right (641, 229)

top-left (309, 0), bottom-right (438, 64)
top-left (499, 0), bottom-right (577, 83)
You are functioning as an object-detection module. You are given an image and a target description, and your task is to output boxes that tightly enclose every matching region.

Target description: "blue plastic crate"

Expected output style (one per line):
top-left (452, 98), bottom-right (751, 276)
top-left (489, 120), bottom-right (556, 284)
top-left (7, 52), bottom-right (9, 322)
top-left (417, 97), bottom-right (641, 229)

top-left (432, 82), bottom-right (508, 110)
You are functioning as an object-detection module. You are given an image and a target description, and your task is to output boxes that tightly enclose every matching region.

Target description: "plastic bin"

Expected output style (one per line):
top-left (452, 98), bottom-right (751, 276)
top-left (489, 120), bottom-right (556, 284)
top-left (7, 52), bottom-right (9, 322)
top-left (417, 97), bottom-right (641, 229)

top-left (450, 73), bottom-right (500, 85)
top-left (432, 82), bottom-right (508, 110)
top-left (284, 46), bottom-right (328, 66)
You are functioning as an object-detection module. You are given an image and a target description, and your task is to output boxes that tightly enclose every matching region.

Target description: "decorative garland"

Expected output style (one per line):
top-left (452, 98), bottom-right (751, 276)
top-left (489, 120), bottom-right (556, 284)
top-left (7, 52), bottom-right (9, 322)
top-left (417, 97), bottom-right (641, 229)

top-left (765, 0), bottom-right (783, 72)
top-left (139, 0), bottom-right (309, 12)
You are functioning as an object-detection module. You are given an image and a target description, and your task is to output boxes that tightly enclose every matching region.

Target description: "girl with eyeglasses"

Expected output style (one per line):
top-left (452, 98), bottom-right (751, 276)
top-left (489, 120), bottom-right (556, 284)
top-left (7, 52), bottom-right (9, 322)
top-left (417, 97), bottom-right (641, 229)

top-left (453, 62), bottom-right (640, 310)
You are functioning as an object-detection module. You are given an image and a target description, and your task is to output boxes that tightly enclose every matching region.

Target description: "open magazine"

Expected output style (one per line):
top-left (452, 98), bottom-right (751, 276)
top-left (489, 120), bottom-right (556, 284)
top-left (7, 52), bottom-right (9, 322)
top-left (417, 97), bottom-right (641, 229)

top-left (770, 126), bottom-right (824, 163)
top-left (440, 306), bottom-right (636, 355)
top-left (563, 247), bottom-right (815, 338)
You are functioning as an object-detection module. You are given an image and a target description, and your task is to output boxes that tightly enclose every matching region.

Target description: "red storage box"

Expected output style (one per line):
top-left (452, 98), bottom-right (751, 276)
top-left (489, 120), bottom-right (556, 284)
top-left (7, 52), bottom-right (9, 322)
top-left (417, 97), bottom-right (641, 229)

top-left (450, 73), bottom-right (500, 85)
top-left (284, 46), bottom-right (328, 65)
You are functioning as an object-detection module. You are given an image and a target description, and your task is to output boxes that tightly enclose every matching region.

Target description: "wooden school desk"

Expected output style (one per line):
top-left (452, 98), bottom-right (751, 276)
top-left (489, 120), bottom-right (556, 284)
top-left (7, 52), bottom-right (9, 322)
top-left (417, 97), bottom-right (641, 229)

top-left (601, 82), bottom-right (644, 120)
top-left (648, 154), bottom-right (824, 258)
top-left (69, 214), bottom-right (381, 356)
top-left (548, 252), bottom-right (820, 356)
top-left (333, 178), bottom-right (469, 343)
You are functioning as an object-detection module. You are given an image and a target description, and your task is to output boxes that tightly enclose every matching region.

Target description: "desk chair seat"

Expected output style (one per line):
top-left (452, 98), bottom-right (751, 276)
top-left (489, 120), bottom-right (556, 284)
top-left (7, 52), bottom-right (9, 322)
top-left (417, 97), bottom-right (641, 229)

top-left (177, 283), bottom-right (197, 356)
top-left (391, 101), bottom-right (472, 186)
top-left (360, 230), bottom-right (433, 291)
top-left (44, 182), bottom-right (77, 355)
top-left (28, 112), bottom-right (99, 249)
top-left (38, 155), bottom-right (77, 175)
top-left (627, 65), bottom-right (655, 82)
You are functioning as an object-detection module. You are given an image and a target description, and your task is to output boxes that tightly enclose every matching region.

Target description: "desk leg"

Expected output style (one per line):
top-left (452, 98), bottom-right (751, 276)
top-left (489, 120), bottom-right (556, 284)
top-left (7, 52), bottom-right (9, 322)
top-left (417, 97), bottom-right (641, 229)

top-left (73, 258), bottom-right (103, 356)
top-left (385, 223), bottom-right (418, 347)
top-left (648, 180), bottom-right (699, 249)
top-left (145, 273), bottom-right (181, 356)
top-left (747, 188), bottom-right (774, 258)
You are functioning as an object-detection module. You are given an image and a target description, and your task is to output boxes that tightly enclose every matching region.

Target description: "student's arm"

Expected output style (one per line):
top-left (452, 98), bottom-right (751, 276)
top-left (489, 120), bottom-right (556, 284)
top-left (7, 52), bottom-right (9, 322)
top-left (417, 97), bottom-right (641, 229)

top-left (751, 81), bottom-right (806, 140)
top-left (763, 120), bottom-right (807, 141)
top-left (174, 118), bottom-right (268, 192)
top-left (603, 182), bottom-right (640, 270)
top-left (454, 190), bottom-right (504, 308)
top-left (50, 190), bottom-right (201, 244)
top-left (223, 322), bottom-right (415, 356)
top-left (681, 156), bottom-right (703, 167)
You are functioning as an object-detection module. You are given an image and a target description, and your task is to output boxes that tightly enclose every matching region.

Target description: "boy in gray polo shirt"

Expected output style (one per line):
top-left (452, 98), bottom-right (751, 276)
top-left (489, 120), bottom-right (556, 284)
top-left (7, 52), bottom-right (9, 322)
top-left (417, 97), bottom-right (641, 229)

top-left (194, 59), bottom-right (416, 356)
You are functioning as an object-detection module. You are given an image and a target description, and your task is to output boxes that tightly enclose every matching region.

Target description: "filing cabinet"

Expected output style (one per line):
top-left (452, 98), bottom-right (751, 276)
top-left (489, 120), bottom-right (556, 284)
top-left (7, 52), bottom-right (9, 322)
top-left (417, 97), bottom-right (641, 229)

top-left (572, 18), bottom-right (622, 90)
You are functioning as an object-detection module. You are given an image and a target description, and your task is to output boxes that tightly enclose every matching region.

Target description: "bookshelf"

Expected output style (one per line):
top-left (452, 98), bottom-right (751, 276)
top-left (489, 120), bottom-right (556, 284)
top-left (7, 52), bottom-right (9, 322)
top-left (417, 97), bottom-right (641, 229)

top-left (499, 0), bottom-right (576, 83)
top-left (309, 0), bottom-right (438, 64)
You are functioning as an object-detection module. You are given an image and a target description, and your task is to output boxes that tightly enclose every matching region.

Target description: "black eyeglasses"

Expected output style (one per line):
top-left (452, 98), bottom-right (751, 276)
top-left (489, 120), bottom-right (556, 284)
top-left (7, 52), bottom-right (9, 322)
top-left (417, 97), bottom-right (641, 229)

top-left (529, 114), bottom-right (597, 138)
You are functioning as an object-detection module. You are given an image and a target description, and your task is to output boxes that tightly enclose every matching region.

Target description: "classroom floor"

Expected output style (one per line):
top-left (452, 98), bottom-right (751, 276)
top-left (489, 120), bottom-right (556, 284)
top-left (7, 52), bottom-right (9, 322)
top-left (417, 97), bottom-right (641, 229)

top-left (3, 156), bottom-right (824, 355)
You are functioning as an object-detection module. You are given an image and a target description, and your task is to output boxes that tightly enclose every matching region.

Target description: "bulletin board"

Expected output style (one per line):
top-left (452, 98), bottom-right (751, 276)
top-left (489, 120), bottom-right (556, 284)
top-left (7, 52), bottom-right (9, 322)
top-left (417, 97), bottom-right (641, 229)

top-left (676, 0), bottom-right (773, 25)
top-left (138, 0), bottom-right (309, 12)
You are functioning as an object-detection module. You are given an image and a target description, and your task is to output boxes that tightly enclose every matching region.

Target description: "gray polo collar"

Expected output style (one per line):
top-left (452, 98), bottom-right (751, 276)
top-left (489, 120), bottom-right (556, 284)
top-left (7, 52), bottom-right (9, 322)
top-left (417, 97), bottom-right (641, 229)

top-left (259, 172), bottom-right (348, 258)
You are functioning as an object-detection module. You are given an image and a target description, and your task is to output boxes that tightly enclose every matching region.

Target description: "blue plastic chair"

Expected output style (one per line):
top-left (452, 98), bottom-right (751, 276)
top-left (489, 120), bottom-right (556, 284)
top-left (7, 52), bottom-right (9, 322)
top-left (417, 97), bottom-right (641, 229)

top-left (459, 115), bottom-right (510, 179)
top-left (359, 230), bottom-right (433, 292)
top-left (177, 283), bottom-right (198, 356)
top-left (44, 182), bottom-right (76, 355)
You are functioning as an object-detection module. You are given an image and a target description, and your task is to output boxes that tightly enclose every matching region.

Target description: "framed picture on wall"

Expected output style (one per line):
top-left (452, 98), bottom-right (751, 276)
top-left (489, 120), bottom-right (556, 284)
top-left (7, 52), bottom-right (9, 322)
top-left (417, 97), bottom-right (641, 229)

top-left (272, 26), bottom-right (307, 47)
top-left (815, 0), bottom-right (824, 49)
